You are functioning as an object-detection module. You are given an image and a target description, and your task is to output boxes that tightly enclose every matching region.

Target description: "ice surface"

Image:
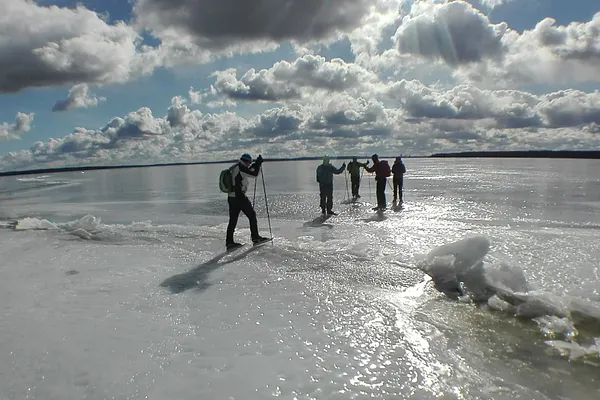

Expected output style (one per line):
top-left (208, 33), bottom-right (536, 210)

top-left (1, 158), bottom-right (600, 400)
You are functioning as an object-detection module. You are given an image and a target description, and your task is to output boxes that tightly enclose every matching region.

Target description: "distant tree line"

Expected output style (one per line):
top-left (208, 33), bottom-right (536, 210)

top-left (430, 150), bottom-right (600, 159)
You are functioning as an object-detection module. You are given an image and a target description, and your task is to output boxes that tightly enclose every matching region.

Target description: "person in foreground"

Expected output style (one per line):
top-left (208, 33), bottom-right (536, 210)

top-left (392, 156), bottom-right (406, 203)
top-left (347, 157), bottom-right (369, 200)
top-left (364, 154), bottom-right (391, 211)
top-left (316, 156), bottom-right (346, 215)
top-left (226, 153), bottom-right (271, 250)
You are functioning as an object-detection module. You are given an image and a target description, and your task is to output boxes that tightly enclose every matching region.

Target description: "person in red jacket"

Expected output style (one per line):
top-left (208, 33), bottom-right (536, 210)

top-left (364, 154), bottom-right (391, 210)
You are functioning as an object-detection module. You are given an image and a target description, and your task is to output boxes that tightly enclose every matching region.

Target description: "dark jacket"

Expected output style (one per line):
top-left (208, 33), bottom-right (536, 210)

top-left (364, 160), bottom-right (390, 179)
top-left (392, 161), bottom-right (406, 176)
top-left (316, 163), bottom-right (344, 185)
top-left (347, 160), bottom-right (367, 177)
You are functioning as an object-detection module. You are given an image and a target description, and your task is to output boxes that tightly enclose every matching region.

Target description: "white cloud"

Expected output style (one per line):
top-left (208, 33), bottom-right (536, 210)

top-left (0, 112), bottom-right (35, 141)
top-left (484, 13), bottom-right (600, 85)
top-left (52, 84), bottom-right (106, 112)
top-left (0, 0), bottom-right (160, 93)
top-left (387, 80), bottom-right (540, 126)
top-left (387, 79), bottom-right (600, 129)
top-left (393, 1), bottom-right (600, 86)
top-left (470, 0), bottom-right (513, 9)
top-left (394, 1), bottom-right (508, 65)
top-left (538, 90), bottom-right (600, 128)
top-left (206, 55), bottom-right (379, 104)
top-left (210, 68), bottom-right (301, 102)
top-left (188, 87), bottom-right (203, 104)
top-left (3, 80), bottom-right (600, 171)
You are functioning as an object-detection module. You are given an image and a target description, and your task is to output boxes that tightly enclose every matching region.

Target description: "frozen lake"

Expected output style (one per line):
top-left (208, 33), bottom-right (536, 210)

top-left (1, 157), bottom-right (599, 400)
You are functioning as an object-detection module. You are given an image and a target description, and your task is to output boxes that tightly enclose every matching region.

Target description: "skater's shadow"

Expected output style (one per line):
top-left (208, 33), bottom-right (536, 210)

top-left (391, 202), bottom-right (404, 212)
top-left (160, 246), bottom-right (259, 294)
top-left (303, 215), bottom-right (334, 228)
top-left (340, 198), bottom-right (357, 205)
top-left (359, 210), bottom-right (387, 223)
top-left (340, 198), bottom-right (369, 207)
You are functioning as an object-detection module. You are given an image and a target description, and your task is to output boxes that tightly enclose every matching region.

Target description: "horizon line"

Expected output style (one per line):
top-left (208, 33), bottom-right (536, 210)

top-left (1, 150), bottom-right (598, 177)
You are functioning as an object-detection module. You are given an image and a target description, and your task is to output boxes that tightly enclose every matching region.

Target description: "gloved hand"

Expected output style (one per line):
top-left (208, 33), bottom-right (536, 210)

top-left (342, 162), bottom-right (346, 168)
top-left (365, 160), bottom-right (370, 166)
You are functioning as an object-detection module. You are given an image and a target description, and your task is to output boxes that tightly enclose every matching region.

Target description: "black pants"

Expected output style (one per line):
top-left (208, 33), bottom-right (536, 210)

top-left (393, 176), bottom-right (403, 201)
top-left (376, 177), bottom-right (387, 209)
top-left (319, 183), bottom-right (333, 212)
top-left (226, 195), bottom-right (259, 244)
top-left (351, 176), bottom-right (360, 197)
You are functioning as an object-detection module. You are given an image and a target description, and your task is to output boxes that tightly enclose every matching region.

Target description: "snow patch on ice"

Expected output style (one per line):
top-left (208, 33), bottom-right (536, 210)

top-left (416, 235), bottom-right (600, 363)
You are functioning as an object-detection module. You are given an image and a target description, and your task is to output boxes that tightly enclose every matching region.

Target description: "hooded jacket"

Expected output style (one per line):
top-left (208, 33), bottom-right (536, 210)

top-left (228, 160), bottom-right (260, 198)
top-left (392, 160), bottom-right (406, 176)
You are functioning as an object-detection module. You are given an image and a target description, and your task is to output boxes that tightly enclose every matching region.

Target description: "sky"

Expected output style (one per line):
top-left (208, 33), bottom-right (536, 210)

top-left (0, 0), bottom-right (599, 171)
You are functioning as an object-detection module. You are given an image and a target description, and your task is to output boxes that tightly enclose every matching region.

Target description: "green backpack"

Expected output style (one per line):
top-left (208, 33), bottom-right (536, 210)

top-left (219, 164), bottom-right (236, 193)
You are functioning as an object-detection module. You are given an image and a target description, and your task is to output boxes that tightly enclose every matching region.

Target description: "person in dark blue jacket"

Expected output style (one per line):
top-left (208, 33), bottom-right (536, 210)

top-left (316, 156), bottom-right (346, 215)
top-left (392, 156), bottom-right (406, 203)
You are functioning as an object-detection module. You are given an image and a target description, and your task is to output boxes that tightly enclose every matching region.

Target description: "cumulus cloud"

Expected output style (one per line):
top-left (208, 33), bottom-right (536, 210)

top-left (387, 80), bottom-right (540, 126)
top-left (0, 0), bottom-right (160, 93)
top-left (0, 112), bottom-right (35, 141)
top-left (188, 87), bottom-right (203, 104)
top-left (485, 13), bottom-right (600, 85)
top-left (6, 78), bottom-right (600, 169)
top-left (2, 81), bottom-right (600, 171)
top-left (387, 79), bottom-right (600, 129)
top-left (272, 55), bottom-right (379, 91)
top-left (52, 84), bottom-right (106, 112)
top-left (211, 68), bottom-right (301, 102)
top-left (394, 1), bottom-right (600, 85)
top-left (103, 107), bottom-right (170, 144)
top-left (0, 96), bottom-right (257, 170)
top-left (470, 0), bottom-right (513, 9)
top-left (394, 0), bottom-right (507, 65)
top-left (207, 55), bottom-right (379, 103)
top-left (538, 90), bottom-right (600, 128)
top-left (133, 0), bottom-right (373, 50)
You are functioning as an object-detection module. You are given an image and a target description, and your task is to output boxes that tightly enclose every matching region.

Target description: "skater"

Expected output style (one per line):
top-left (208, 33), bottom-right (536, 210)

top-left (392, 156), bottom-right (406, 203)
top-left (316, 156), bottom-right (346, 215)
top-left (224, 153), bottom-right (271, 250)
top-left (346, 157), bottom-right (369, 200)
top-left (364, 154), bottom-right (391, 210)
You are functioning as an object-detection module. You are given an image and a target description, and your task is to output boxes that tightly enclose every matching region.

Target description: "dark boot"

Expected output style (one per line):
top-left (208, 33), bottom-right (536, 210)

top-left (252, 236), bottom-right (272, 246)
top-left (226, 242), bottom-right (243, 251)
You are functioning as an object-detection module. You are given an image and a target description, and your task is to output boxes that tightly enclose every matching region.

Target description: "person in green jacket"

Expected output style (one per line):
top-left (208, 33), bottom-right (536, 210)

top-left (316, 156), bottom-right (346, 215)
top-left (347, 157), bottom-right (369, 200)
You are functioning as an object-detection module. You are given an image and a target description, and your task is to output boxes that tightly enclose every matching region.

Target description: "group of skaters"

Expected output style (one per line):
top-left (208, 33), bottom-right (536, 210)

top-left (222, 153), bottom-right (406, 250)
top-left (316, 154), bottom-right (406, 215)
